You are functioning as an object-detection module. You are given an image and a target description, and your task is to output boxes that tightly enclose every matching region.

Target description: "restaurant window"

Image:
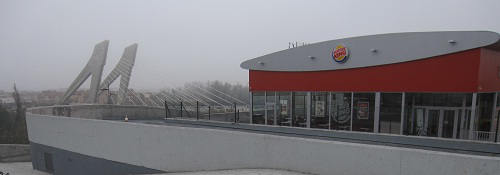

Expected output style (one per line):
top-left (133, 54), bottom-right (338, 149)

top-left (277, 92), bottom-right (291, 126)
top-left (266, 92), bottom-right (276, 125)
top-left (292, 92), bottom-right (307, 127)
top-left (311, 92), bottom-right (329, 129)
top-left (403, 93), bottom-right (414, 135)
top-left (476, 93), bottom-right (495, 132)
top-left (493, 93), bottom-right (500, 135)
top-left (379, 93), bottom-right (402, 134)
top-left (252, 92), bottom-right (265, 124)
top-left (352, 93), bottom-right (375, 132)
top-left (330, 92), bottom-right (352, 131)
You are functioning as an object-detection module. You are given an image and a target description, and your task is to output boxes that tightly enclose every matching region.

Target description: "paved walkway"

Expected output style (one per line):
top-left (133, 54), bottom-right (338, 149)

top-left (1, 162), bottom-right (307, 175)
top-left (0, 162), bottom-right (49, 175)
top-left (149, 169), bottom-right (308, 175)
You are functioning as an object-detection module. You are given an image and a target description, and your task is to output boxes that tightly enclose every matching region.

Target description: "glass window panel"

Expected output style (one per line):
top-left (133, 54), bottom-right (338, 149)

top-left (266, 103), bottom-right (275, 125)
top-left (311, 92), bottom-right (329, 129)
top-left (252, 92), bottom-right (265, 124)
top-left (292, 92), bottom-right (307, 127)
top-left (477, 93), bottom-right (495, 131)
top-left (426, 109), bottom-right (440, 137)
top-left (403, 93), bottom-right (414, 135)
top-left (266, 92), bottom-right (275, 103)
top-left (494, 93), bottom-right (500, 134)
top-left (433, 94), bottom-right (446, 106)
top-left (450, 93), bottom-right (464, 107)
top-left (379, 93), bottom-right (402, 134)
top-left (352, 93), bottom-right (375, 132)
top-left (330, 92), bottom-right (352, 131)
top-left (442, 110), bottom-right (456, 138)
top-left (277, 92), bottom-right (291, 126)
top-left (265, 92), bottom-right (276, 125)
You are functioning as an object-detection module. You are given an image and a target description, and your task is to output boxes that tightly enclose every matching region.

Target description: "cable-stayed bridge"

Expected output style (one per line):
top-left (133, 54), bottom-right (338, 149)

top-left (56, 40), bottom-right (249, 119)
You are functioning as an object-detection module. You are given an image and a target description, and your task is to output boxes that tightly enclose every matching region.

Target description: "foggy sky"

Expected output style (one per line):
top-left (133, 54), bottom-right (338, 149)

top-left (1, 0), bottom-right (500, 91)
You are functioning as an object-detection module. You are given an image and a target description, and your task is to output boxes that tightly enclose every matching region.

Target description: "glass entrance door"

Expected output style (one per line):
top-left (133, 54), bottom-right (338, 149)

top-left (425, 109), bottom-right (440, 137)
top-left (442, 110), bottom-right (458, 138)
top-left (423, 108), bottom-right (458, 138)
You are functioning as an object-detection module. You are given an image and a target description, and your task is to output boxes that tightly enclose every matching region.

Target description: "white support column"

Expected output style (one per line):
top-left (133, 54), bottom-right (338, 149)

top-left (468, 93), bottom-right (477, 140)
top-left (400, 93), bottom-right (405, 135)
top-left (374, 92), bottom-right (381, 133)
top-left (350, 92), bottom-right (354, 131)
top-left (249, 92), bottom-right (253, 124)
top-left (307, 92), bottom-right (311, 128)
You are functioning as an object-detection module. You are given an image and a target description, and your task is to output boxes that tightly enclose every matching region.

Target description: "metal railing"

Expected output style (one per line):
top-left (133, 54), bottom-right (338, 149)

top-left (164, 100), bottom-right (249, 124)
top-left (472, 131), bottom-right (497, 142)
top-left (459, 129), bottom-right (499, 143)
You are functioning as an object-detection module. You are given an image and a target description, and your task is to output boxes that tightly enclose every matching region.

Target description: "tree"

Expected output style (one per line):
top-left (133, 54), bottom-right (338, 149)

top-left (0, 105), bottom-right (10, 132)
top-left (13, 84), bottom-right (23, 123)
top-left (0, 84), bottom-right (29, 144)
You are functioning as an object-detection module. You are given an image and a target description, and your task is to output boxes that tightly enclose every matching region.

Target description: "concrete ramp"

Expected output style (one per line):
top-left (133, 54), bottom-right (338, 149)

top-left (26, 113), bottom-right (500, 175)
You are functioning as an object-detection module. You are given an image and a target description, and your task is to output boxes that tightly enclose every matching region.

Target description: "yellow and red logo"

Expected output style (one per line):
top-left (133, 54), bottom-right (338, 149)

top-left (332, 44), bottom-right (349, 63)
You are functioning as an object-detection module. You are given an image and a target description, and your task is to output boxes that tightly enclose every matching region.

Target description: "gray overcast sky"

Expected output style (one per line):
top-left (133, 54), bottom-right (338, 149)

top-left (1, 0), bottom-right (500, 91)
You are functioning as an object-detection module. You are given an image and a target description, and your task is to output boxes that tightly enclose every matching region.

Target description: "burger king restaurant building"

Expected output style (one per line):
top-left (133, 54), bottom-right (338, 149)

top-left (240, 31), bottom-right (500, 142)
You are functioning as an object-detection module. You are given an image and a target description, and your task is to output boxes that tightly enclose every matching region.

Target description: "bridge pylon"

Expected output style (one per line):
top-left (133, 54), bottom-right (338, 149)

top-left (99, 43), bottom-right (138, 105)
top-left (57, 40), bottom-right (109, 105)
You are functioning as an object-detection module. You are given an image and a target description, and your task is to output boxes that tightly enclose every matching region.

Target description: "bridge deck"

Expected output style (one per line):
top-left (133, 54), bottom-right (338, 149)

top-left (114, 118), bottom-right (500, 157)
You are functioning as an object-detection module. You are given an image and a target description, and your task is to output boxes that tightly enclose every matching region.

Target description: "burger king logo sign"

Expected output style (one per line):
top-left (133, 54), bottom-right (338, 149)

top-left (332, 44), bottom-right (349, 63)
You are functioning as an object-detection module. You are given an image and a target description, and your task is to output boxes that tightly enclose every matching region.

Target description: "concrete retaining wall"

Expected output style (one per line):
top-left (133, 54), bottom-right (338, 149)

top-left (27, 114), bottom-right (500, 175)
top-left (0, 144), bottom-right (31, 162)
top-left (30, 142), bottom-right (163, 175)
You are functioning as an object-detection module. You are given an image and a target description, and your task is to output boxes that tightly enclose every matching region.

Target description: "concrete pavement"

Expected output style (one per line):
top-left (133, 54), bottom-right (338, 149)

top-left (0, 162), bottom-right (49, 175)
top-left (1, 162), bottom-right (307, 175)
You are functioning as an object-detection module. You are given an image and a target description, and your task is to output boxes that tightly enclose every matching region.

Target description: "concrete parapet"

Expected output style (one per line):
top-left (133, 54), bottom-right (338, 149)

top-left (28, 104), bottom-right (168, 120)
top-left (27, 114), bottom-right (500, 175)
top-left (0, 144), bottom-right (31, 162)
top-left (27, 105), bottom-right (249, 122)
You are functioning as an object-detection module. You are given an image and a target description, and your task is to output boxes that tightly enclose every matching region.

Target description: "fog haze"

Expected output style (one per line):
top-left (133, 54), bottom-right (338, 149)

top-left (1, 0), bottom-right (500, 91)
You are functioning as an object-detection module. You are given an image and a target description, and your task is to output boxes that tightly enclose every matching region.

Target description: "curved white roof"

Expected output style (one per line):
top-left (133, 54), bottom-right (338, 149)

top-left (241, 31), bottom-right (500, 72)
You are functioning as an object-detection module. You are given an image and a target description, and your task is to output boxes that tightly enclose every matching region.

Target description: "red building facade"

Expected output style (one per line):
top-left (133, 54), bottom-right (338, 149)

top-left (241, 31), bottom-right (500, 141)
